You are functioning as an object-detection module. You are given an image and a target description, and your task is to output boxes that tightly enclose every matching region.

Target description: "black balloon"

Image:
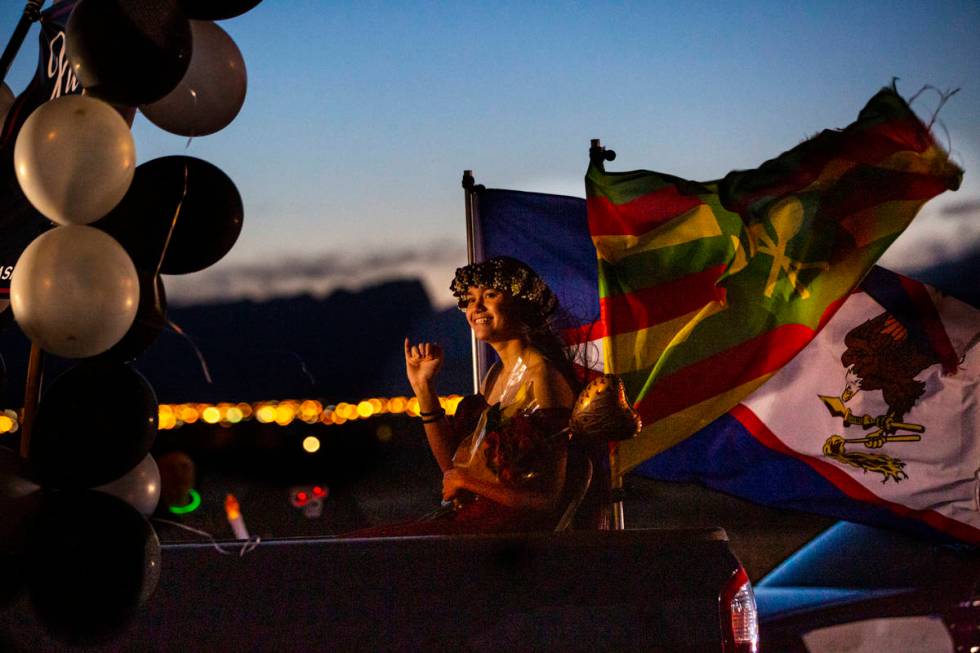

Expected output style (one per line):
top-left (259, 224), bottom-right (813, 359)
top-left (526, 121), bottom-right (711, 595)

top-left (179, 0), bottom-right (262, 20)
top-left (0, 544), bottom-right (27, 609)
top-left (96, 271), bottom-right (168, 363)
top-left (0, 445), bottom-right (39, 501)
top-left (30, 361), bottom-right (158, 488)
top-left (93, 156), bottom-right (243, 274)
top-left (0, 448), bottom-right (41, 609)
top-left (27, 490), bottom-right (161, 644)
top-left (66, 0), bottom-right (192, 106)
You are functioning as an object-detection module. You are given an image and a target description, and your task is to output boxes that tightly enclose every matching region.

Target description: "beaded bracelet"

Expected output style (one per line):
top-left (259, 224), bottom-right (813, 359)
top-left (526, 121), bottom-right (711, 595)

top-left (420, 408), bottom-right (446, 423)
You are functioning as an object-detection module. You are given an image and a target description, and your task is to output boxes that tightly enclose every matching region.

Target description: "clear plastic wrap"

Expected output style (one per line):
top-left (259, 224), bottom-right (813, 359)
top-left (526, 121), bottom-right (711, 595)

top-left (451, 357), bottom-right (553, 485)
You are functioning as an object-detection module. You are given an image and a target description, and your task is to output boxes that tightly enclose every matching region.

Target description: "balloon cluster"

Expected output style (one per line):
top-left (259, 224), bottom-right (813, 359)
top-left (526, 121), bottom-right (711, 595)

top-left (10, 0), bottom-right (252, 360)
top-left (0, 0), bottom-right (261, 643)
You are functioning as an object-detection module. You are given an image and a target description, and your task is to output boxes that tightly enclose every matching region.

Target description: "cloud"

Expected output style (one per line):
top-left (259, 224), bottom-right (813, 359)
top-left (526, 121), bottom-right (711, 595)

top-left (939, 198), bottom-right (980, 218)
top-left (164, 193), bottom-right (980, 309)
top-left (165, 240), bottom-right (468, 309)
top-left (880, 197), bottom-right (980, 272)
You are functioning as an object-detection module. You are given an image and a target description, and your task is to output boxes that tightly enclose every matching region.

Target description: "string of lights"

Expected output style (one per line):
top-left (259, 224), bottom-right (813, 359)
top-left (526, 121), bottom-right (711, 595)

top-left (0, 395), bottom-right (465, 435)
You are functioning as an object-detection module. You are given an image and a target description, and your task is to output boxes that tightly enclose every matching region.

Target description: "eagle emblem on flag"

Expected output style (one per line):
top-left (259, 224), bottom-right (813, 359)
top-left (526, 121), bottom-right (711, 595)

top-left (819, 312), bottom-right (936, 483)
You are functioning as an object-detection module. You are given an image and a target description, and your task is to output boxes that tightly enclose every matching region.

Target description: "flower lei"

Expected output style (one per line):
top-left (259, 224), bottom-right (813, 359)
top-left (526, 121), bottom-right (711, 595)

top-left (450, 256), bottom-right (557, 317)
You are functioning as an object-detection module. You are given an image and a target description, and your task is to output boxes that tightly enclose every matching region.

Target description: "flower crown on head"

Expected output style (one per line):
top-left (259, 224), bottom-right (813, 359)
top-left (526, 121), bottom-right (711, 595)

top-left (450, 256), bottom-right (558, 318)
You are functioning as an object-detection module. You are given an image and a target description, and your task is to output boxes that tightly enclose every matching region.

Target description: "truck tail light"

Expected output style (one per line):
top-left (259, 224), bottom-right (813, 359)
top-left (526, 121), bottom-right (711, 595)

top-left (720, 565), bottom-right (759, 653)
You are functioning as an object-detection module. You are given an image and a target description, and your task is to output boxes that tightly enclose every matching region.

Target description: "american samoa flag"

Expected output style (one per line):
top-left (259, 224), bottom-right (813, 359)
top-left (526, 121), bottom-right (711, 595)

top-left (636, 267), bottom-right (980, 544)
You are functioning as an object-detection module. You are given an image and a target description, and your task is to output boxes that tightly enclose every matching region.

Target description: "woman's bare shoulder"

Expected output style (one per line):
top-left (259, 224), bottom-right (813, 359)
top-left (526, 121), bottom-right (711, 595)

top-left (525, 356), bottom-right (575, 409)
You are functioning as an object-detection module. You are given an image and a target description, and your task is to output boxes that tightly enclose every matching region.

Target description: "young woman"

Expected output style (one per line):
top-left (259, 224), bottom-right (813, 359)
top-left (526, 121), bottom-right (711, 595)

top-left (347, 257), bottom-right (587, 536)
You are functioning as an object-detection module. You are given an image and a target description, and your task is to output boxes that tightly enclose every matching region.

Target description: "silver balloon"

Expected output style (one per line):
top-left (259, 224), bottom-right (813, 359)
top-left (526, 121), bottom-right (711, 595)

top-left (140, 20), bottom-right (247, 137)
top-left (14, 95), bottom-right (135, 225)
top-left (11, 226), bottom-right (139, 358)
top-left (94, 454), bottom-right (161, 516)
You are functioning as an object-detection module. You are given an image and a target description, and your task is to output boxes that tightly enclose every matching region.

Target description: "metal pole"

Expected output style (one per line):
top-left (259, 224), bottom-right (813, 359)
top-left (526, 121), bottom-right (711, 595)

top-left (590, 138), bottom-right (625, 529)
top-left (589, 138), bottom-right (616, 171)
top-left (462, 170), bottom-right (481, 394)
top-left (610, 444), bottom-right (625, 530)
top-left (19, 343), bottom-right (42, 459)
top-left (0, 0), bottom-right (44, 87)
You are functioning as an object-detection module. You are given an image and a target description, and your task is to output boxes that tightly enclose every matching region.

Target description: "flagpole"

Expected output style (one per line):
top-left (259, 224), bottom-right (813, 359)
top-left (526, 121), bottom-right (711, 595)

top-left (462, 170), bottom-right (483, 394)
top-left (0, 0), bottom-right (44, 86)
top-left (589, 139), bottom-right (626, 530)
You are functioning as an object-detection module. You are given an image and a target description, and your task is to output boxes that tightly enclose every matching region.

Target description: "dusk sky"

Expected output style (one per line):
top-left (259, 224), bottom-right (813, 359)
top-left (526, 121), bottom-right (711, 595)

top-left (2, 1), bottom-right (978, 307)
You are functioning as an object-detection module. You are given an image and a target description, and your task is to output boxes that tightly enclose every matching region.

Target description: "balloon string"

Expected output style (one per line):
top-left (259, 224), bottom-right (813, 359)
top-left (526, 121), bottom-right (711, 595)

top-left (152, 518), bottom-right (261, 557)
top-left (155, 162), bottom-right (190, 278)
top-left (167, 318), bottom-right (214, 384)
top-left (184, 88), bottom-right (198, 149)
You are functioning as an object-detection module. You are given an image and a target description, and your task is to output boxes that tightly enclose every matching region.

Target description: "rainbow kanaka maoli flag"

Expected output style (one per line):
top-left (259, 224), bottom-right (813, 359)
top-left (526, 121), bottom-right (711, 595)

top-left (587, 86), bottom-right (963, 475)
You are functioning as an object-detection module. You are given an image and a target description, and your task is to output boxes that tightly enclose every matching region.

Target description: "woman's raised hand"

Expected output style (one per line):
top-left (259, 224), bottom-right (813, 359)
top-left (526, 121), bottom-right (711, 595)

top-left (404, 337), bottom-right (443, 389)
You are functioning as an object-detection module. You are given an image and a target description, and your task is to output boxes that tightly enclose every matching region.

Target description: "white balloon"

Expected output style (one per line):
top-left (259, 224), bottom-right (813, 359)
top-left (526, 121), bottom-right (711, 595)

top-left (94, 454), bottom-right (161, 516)
top-left (0, 82), bottom-right (14, 129)
top-left (14, 94), bottom-right (135, 225)
top-left (140, 20), bottom-right (247, 137)
top-left (10, 226), bottom-right (139, 358)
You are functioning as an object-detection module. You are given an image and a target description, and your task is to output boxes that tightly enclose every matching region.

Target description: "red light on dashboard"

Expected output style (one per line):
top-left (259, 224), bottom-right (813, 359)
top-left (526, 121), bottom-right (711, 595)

top-left (313, 486), bottom-right (325, 496)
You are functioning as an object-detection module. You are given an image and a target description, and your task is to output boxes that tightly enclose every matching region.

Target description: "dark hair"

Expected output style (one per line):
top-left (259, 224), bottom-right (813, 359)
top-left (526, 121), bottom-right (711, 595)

top-left (509, 296), bottom-right (583, 394)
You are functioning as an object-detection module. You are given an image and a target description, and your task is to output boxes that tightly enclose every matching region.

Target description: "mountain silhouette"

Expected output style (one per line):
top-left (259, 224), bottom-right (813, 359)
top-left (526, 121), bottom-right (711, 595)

top-left (0, 279), bottom-right (472, 408)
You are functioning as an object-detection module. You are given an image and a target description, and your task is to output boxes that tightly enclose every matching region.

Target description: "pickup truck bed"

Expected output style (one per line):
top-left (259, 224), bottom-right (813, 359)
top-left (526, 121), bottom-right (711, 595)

top-left (2, 528), bottom-right (747, 652)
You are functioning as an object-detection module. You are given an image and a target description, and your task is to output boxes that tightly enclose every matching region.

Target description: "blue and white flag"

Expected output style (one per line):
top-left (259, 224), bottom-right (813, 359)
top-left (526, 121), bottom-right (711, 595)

top-left (471, 187), bottom-right (603, 376)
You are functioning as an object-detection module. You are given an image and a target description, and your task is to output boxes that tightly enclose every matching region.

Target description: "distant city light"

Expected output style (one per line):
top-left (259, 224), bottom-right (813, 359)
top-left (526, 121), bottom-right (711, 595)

top-left (302, 435), bottom-right (321, 453)
top-left (255, 404), bottom-right (277, 423)
top-left (387, 397), bottom-right (407, 413)
top-left (335, 402), bottom-right (352, 419)
top-left (300, 400), bottom-right (321, 423)
top-left (275, 404), bottom-right (295, 426)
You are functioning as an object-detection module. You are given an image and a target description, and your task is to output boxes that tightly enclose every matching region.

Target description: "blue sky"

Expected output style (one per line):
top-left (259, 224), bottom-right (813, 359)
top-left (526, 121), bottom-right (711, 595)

top-left (3, 1), bottom-right (979, 306)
